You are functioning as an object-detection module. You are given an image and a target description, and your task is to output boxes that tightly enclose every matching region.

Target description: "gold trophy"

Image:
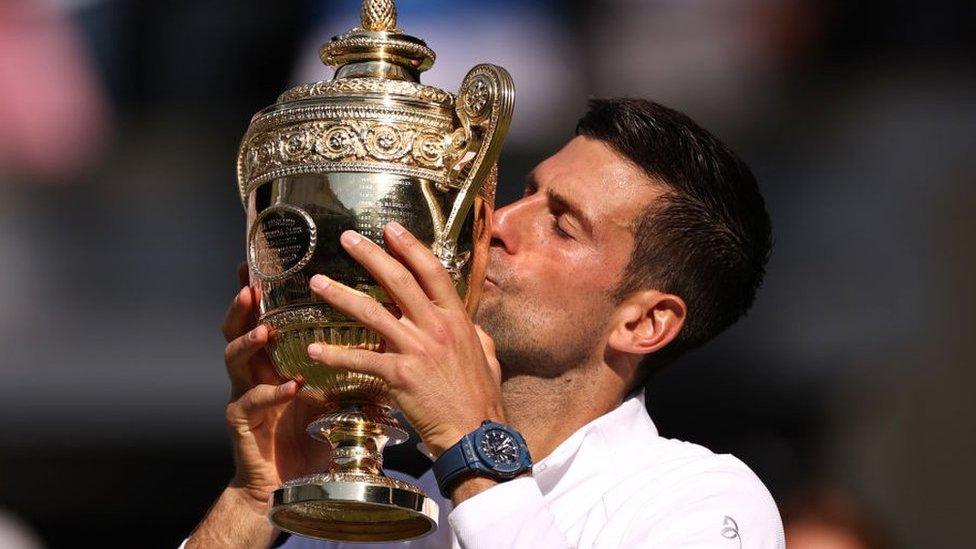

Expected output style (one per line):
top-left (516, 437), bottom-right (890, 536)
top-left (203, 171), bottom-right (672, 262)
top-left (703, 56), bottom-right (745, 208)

top-left (235, 0), bottom-right (514, 542)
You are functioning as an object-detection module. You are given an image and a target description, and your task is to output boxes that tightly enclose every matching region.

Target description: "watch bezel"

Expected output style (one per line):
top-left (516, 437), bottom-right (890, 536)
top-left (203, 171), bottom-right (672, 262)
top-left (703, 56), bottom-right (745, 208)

top-left (473, 421), bottom-right (527, 476)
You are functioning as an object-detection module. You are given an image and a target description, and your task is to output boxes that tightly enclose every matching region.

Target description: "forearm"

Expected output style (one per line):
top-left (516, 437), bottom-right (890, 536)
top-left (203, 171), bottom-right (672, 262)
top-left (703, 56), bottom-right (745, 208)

top-left (186, 485), bottom-right (277, 549)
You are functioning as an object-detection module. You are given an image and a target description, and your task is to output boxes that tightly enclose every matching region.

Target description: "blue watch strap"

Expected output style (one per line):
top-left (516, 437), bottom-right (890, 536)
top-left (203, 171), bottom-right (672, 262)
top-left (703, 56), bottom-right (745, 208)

top-left (432, 435), bottom-right (482, 498)
top-left (432, 421), bottom-right (532, 499)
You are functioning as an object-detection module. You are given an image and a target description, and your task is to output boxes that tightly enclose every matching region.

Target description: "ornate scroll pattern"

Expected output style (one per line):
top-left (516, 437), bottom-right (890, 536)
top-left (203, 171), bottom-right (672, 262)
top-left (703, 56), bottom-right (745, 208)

top-left (445, 65), bottom-right (513, 194)
top-left (239, 116), bottom-right (452, 199)
top-left (278, 78), bottom-right (452, 106)
top-left (434, 64), bottom-right (514, 269)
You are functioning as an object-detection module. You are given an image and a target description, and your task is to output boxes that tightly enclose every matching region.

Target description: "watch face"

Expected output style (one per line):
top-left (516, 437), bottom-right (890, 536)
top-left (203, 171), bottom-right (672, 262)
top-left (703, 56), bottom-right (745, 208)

top-left (479, 428), bottom-right (521, 466)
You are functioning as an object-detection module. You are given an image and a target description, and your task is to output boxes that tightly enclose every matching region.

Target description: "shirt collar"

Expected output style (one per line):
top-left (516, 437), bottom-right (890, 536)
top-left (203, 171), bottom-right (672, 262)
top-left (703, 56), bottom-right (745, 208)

top-left (531, 387), bottom-right (656, 492)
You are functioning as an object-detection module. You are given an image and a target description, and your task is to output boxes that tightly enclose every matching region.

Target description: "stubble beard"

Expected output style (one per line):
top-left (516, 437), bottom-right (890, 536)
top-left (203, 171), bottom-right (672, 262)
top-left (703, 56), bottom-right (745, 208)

top-left (475, 283), bottom-right (610, 382)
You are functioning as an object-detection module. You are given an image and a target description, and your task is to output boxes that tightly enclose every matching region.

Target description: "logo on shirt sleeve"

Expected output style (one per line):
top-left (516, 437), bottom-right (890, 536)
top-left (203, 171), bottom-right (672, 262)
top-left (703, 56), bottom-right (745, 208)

top-left (721, 516), bottom-right (742, 548)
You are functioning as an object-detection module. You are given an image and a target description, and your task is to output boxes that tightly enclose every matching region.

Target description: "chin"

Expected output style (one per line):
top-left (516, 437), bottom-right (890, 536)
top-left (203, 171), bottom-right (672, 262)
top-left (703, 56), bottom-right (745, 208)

top-left (473, 296), bottom-right (496, 324)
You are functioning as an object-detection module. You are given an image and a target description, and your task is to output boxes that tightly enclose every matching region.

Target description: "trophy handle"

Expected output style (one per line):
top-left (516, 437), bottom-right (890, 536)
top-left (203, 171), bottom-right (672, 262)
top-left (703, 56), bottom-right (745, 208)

top-left (434, 64), bottom-right (514, 266)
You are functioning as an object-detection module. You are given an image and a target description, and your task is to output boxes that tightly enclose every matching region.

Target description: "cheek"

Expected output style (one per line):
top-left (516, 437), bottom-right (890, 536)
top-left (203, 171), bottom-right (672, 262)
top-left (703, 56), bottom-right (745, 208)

top-left (507, 219), bottom-right (629, 297)
top-left (554, 246), bottom-right (624, 293)
top-left (529, 253), bottom-right (619, 305)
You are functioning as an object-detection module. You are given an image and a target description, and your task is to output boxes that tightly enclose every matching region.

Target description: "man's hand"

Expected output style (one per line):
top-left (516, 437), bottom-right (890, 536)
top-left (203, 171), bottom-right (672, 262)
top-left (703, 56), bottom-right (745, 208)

top-left (221, 262), bottom-right (329, 504)
top-left (187, 264), bottom-right (329, 548)
top-left (306, 222), bottom-right (505, 458)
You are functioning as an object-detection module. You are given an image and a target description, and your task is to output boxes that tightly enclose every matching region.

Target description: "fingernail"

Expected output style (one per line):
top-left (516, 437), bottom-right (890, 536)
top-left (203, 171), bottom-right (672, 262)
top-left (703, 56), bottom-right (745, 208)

top-left (307, 343), bottom-right (323, 358)
top-left (341, 230), bottom-right (362, 246)
top-left (310, 275), bottom-right (331, 291)
top-left (248, 327), bottom-right (259, 341)
top-left (387, 221), bottom-right (406, 236)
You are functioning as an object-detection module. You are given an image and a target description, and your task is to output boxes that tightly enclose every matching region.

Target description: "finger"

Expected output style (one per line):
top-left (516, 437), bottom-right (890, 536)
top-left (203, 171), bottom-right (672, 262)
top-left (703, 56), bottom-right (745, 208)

top-left (235, 380), bottom-right (300, 416)
top-left (338, 230), bottom-right (434, 319)
top-left (224, 325), bottom-right (269, 395)
top-left (307, 343), bottom-right (399, 383)
top-left (237, 263), bottom-right (262, 327)
top-left (237, 261), bottom-right (250, 288)
top-left (221, 286), bottom-right (255, 341)
top-left (384, 222), bottom-right (463, 310)
top-left (309, 274), bottom-right (414, 350)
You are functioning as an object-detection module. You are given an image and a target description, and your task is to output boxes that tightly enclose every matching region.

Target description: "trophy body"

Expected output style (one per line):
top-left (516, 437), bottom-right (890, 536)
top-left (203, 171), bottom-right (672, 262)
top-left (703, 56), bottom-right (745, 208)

top-left (236, 0), bottom-right (513, 542)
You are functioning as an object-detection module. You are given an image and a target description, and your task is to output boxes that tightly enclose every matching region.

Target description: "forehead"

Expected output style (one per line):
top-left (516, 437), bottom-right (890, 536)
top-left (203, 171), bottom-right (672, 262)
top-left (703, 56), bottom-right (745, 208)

top-left (532, 136), bottom-right (664, 233)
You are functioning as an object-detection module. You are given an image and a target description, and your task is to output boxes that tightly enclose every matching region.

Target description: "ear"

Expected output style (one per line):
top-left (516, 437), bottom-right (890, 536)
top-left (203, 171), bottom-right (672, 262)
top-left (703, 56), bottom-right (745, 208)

top-left (607, 290), bottom-right (686, 357)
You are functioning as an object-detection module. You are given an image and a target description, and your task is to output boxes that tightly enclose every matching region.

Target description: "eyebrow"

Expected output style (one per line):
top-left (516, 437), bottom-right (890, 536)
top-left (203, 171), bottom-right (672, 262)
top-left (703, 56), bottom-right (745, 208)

top-left (525, 173), bottom-right (595, 236)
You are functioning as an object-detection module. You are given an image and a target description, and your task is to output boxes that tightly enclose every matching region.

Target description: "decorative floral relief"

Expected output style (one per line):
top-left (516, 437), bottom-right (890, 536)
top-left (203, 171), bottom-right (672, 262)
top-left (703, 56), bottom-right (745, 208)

top-left (462, 75), bottom-right (493, 118)
top-left (242, 119), bottom-right (451, 184)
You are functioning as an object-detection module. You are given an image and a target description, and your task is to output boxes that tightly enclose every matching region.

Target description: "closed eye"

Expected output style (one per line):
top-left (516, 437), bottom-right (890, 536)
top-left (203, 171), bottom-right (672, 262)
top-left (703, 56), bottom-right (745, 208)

top-left (551, 214), bottom-right (572, 239)
top-left (525, 172), bottom-right (590, 241)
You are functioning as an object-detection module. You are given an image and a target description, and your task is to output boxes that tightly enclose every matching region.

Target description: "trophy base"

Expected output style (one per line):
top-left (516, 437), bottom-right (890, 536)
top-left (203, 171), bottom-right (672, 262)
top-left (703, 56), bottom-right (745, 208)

top-left (269, 472), bottom-right (439, 542)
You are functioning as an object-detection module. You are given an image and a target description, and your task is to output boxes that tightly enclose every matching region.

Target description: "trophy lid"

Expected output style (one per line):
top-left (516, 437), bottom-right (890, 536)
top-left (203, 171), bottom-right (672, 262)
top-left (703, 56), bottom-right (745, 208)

top-left (320, 0), bottom-right (436, 82)
top-left (274, 0), bottom-right (451, 107)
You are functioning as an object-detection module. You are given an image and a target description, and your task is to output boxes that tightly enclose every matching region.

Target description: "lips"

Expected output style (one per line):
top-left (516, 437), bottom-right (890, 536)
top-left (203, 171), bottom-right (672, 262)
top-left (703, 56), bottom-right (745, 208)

top-left (484, 270), bottom-right (504, 288)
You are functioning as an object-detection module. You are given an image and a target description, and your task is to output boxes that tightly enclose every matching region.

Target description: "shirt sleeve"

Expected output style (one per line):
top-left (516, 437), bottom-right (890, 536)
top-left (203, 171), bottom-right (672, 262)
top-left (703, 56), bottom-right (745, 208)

top-left (619, 470), bottom-right (785, 548)
top-left (448, 478), bottom-right (572, 549)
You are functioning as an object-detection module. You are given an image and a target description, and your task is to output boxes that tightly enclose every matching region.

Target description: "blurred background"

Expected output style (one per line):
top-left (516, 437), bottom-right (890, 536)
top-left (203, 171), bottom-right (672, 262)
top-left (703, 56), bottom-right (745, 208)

top-left (1, 0), bottom-right (974, 547)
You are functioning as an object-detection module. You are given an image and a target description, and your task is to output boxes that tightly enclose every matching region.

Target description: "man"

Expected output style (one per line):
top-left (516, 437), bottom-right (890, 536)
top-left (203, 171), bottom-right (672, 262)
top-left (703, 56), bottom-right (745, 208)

top-left (185, 99), bottom-right (783, 548)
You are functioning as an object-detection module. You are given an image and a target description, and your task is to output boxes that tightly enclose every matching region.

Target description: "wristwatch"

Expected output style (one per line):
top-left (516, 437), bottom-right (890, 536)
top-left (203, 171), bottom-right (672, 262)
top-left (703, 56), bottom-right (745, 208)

top-left (432, 420), bottom-right (533, 498)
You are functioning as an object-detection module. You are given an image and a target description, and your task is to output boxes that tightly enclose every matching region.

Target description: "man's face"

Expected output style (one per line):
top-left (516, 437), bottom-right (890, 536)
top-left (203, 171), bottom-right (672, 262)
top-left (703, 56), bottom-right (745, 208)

top-left (476, 136), bottom-right (662, 378)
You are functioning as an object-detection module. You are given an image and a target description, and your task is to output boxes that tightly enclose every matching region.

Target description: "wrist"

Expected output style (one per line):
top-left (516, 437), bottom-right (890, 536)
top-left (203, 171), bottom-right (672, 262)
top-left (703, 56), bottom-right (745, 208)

top-left (428, 407), bottom-right (508, 458)
top-left (226, 482), bottom-right (273, 516)
top-left (229, 475), bottom-right (276, 513)
top-left (187, 484), bottom-right (277, 549)
top-left (432, 419), bottom-right (532, 500)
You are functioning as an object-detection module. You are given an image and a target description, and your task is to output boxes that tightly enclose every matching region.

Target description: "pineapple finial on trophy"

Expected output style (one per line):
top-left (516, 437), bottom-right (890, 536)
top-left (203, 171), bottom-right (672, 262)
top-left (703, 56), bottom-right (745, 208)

top-left (362, 0), bottom-right (397, 31)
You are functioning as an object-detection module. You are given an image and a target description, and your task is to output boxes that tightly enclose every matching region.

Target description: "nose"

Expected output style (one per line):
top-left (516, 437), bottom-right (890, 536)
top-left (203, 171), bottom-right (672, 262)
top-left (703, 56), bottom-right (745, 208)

top-left (490, 195), bottom-right (535, 254)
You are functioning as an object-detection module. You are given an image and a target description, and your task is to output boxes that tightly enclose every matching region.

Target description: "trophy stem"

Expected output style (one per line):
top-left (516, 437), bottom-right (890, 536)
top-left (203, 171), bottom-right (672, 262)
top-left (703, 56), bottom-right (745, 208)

top-left (307, 402), bottom-right (409, 477)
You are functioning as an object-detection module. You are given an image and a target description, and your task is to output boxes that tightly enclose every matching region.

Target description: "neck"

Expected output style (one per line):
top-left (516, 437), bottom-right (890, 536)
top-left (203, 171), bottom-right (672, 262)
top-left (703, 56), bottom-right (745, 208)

top-left (501, 367), bottom-right (629, 462)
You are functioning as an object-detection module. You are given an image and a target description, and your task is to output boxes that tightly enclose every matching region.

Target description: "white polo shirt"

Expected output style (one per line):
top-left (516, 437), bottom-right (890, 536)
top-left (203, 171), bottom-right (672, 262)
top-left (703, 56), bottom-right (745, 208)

top-left (273, 390), bottom-right (784, 548)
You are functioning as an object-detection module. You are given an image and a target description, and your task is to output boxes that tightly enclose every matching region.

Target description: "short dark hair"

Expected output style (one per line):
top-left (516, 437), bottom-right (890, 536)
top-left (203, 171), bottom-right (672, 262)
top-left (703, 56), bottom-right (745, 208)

top-left (576, 98), bottom-right (771, 370)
